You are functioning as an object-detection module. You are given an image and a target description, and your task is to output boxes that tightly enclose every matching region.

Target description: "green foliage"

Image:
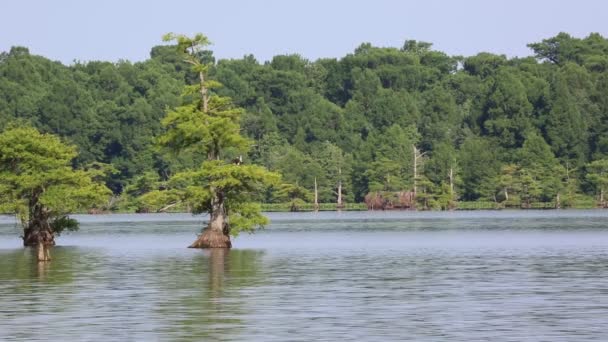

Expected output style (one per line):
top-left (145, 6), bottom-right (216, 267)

top-left (50, 216), bottom-right (79, 235)
top-left (415, 175), bottom-right (440, 210)
top-left (153, 33), bottom-right (279, 235)
top-left (528, 32), bottom-right (608, 66)
top-left (257, 142), bottom-right (322, 196)
top-left (586, 159), bottom-right (608, 205)
top-left (459, 136), bottom-right (501, 201)
top-left (315, 142), bottom-right (353, 202)
top-left (2, 32), bottom-right (608, 210)
top-left (167, 161), bottom-right (279, 234)
top-left (483, 68), bottom-right (533, 148)
top-left (272, 183), bottom-right (313, 203)
top-left (364, 124), bottom-right (419, 193)
top-left (172, 162), bottom-right (280, 209)
top-left (0, 125), bottom-right (111, 231)
top-left (137, 189), bottom-right (182, 213)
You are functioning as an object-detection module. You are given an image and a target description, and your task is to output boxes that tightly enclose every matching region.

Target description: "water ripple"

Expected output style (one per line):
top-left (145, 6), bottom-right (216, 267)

top-left (1, 211), bottom-right (608, 341)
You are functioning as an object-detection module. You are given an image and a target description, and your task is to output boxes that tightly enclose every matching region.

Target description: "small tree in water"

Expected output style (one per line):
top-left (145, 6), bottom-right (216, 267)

top-left (0, 125), bottom-right (111, 261)
top-left (157, 33), bottom-right (279, 248)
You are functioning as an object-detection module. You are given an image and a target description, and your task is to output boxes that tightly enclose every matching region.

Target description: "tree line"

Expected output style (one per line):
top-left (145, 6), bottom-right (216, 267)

top-left (2, 32), bottom-right (608, 211)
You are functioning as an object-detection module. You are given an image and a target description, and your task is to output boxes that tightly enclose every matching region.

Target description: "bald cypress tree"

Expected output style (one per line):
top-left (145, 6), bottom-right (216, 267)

top-left (0, 125), bottom-right (111, 260)
top-left (157, 33), bottom-right (279, 248)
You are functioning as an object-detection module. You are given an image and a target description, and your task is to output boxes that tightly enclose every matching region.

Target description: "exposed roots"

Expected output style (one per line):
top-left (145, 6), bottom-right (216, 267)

top-left (189, 228), bottom-right (232, 248)
top-left (23, 226), bottom-right (55, 262)
top-left (23, 229), bottom-right (55, 247)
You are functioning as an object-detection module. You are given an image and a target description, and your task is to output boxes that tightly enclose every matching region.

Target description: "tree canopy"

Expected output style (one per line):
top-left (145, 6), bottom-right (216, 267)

top-left (2, 32), bottom-right (608, 209)
top-left (148, 33), bottom-right (279, 248)
top-left (0, 125), bottom-right (111, 259)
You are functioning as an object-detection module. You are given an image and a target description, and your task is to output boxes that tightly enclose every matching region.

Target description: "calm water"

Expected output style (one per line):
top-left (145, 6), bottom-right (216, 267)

top-left (1, 210), bottom-right (608, 341)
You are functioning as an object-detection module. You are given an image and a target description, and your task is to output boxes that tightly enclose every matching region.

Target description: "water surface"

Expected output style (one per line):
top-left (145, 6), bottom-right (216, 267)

top-left (1, 211), bottom-right (608, 341)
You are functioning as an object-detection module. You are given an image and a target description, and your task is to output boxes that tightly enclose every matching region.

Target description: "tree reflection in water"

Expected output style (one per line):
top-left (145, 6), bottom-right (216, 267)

top-left (0, 247), bottom-right (77, 285)
top-left (156, 249), bottom-right (266, 340)
top-left (0, 246), bottom-right (267, 340)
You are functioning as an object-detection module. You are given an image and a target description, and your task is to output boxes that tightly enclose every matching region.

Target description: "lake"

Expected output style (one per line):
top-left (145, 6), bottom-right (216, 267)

top-left (1, 210), bottom-right (608, 341)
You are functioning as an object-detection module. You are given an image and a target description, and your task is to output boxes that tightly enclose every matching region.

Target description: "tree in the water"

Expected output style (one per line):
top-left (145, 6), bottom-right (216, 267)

top-left (0, 125), bottom-right (111, 261)
top-left (157, 33), bottom-right (279, 248)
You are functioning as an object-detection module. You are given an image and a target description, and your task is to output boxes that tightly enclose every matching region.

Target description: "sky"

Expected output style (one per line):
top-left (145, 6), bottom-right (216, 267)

top-left (1, 0), bottom-right (607, 64)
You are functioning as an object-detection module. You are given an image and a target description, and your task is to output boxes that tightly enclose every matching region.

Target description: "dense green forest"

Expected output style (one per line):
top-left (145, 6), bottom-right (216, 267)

top-left (2, 32), bottom-right (608, 211)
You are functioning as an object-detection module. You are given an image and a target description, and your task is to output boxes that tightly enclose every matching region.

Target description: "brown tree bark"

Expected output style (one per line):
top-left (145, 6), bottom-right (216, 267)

top-left (21, 196), bottom-right (54, 261)
top-left (23, 216), bottom-right (54, 262)
top-left (23, 226), bottom-right (55, 247)
top-left (189, 191), bottom-right (232, 248)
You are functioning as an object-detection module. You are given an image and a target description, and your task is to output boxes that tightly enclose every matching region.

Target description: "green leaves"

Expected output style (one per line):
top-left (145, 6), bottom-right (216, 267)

top-left (163, 33), bottom-right (211, 49)
top-left (4, 31), bottom-right (608, 210)
top-left (163, 161), bottom-right (280, 230)
top-left (0, 125), bottom-right (112, 228)
top-left (273, 183), bottom-right (312, 203)
top-left (137, 189), bottom-right (183, 213)
top-left (227, 202), bottom-right (269, 236)
top-left (174, 161), bottom-right (280, 200)
top-left (150, 34), bottom-right (281, 236)
top-left (586, 159), bottom-right (608, 201)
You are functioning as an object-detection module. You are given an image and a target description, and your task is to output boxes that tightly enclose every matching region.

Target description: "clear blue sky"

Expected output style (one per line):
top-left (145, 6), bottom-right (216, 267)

top-left (2, 0), bottom-right (607, 64)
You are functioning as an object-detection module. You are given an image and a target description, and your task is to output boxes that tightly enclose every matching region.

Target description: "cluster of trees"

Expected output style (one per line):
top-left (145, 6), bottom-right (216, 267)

top-left (2, 32), bottom-right (608, 210)
top-left (0, 33), bottom-right (279, 257)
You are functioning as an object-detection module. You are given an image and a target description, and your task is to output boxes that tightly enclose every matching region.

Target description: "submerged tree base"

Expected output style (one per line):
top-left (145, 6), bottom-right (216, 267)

top-left (189, 228), bottom-right (232, 248)
top-left (23, 229), bottom-right (55, 247)
top-left (23, 227), bottom-right (55, 262)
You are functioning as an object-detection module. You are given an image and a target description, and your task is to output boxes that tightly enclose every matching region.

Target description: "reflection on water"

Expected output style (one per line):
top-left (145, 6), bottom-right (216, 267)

top-left (0, 247), bottom-right (266, 341)
top-left (1, 211), bottom-right (608, 341)
top-left (154, 248), bottom-right (266, 340)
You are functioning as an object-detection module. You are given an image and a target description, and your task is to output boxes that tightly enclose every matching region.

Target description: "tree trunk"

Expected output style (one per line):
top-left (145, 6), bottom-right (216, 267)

top-left (37, 242), bottom-right (51, 262)
top-left (413, 145), bottom-right (418, 197)
top-left (23, 221), bottom-right (54, 262)
top-left (200, 71), bottom-right (209, 113)
top-left (448, 167), bottom-right (455, 210)
top-left (448, 167), bottom-right (452, 193)
top-left (412, 145), bottom-right (426, 199)
top-left (158, 202), bottom-right (180, 213)
top-left (337, 167), bottom-right (344, 210)
top-left (22, 199), bottom-right (54, 261)
top-left (23, 225), bottom-right (55, 247)
top-left (189, 191), bottom-right (231, 248)
top-left (337, 181), bottom-right (343, 210)
top-left (314, 177), bottom-right (319, 212)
